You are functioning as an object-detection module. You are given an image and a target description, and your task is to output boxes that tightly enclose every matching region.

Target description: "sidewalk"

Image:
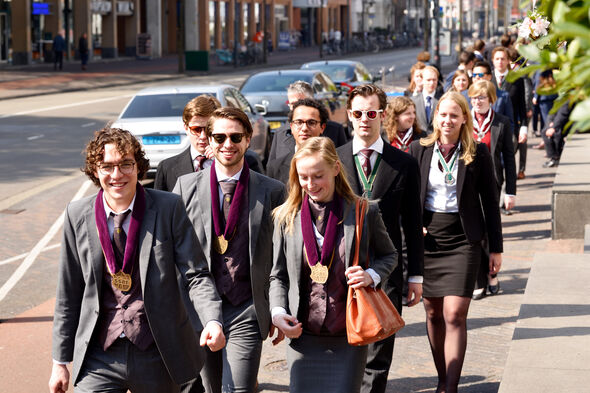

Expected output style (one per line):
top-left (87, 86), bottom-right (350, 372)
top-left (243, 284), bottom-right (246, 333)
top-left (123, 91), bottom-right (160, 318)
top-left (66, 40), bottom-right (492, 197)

top-left (0, 134), bottom-right (583, 392)
top-left (0, 46), bottom-right (373, 101)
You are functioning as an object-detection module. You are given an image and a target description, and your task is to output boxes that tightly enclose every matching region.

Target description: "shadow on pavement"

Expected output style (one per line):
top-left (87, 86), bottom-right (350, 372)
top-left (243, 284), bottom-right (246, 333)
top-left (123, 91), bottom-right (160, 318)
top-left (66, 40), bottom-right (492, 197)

top-left (0, 315), bottom-right (54, 324)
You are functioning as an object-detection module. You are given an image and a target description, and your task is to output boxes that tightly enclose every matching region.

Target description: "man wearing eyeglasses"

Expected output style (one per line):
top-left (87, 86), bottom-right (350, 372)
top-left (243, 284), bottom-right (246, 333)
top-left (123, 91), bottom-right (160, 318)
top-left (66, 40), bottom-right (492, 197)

top-left (49, 127), bottom-right (225, 393)
top-left (266, 98), bottom-right (329, 185)
top-left (337, 84), bottom-right (424, 393)
top-left (154, 96), bottom-right (263, 192)
top-left (173, 107), bottom-right (286, 393)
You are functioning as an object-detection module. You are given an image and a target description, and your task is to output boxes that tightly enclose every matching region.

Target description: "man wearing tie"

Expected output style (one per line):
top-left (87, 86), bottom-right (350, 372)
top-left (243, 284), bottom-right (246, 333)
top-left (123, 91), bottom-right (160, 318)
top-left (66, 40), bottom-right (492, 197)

top-left (337, 85), bottom-right (424, 393)
top-left (49, 127), bottom-right (225, 393)
top-left (412, 66), bottom-right (440, 134)
top-left (154, 96), bottom-right (263, 192)
top-left (173, 107), bottom-right (285, 393)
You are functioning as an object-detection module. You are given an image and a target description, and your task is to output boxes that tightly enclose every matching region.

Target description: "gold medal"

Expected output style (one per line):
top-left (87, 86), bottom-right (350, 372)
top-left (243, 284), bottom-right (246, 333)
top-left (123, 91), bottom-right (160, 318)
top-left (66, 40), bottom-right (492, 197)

top-left (309, 264), bottom-right (329, 284)
top-left (214, 235), bottom-right (229, 254)
top-left (111, 271), bottom-right (132, 292)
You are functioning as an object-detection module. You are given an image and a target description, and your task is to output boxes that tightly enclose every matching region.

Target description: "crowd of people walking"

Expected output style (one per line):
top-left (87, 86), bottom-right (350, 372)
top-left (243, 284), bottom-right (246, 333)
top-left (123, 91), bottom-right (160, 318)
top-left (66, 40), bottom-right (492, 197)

top-left (49, 31), bottom-right (574, 393)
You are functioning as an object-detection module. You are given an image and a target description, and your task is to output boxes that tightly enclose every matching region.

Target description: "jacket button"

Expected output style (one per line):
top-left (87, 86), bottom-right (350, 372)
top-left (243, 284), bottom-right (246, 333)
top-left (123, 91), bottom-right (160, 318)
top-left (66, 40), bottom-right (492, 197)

top-left (123, 305), bottom-right (128, 310)
top-left (224, 257), bottom-right (229, 262)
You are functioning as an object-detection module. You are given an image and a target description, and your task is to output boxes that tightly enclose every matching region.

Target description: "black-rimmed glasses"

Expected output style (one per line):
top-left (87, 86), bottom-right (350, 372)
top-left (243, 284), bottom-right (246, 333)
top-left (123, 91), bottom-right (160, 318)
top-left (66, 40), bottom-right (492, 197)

top-left (291, 119), bottom-right (320, 129)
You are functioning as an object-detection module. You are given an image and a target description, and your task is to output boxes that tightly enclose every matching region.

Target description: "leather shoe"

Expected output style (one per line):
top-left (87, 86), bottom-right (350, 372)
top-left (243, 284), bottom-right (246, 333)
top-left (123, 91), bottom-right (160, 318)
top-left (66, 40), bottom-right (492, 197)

top-left (488, 280), bottom-right (501, 295)
top-left (517, 171), bottom-right (526, 180)
top-left (543, 159), bottom-right (558, 168)
top-left (472, 288), bottom-right (486, 300)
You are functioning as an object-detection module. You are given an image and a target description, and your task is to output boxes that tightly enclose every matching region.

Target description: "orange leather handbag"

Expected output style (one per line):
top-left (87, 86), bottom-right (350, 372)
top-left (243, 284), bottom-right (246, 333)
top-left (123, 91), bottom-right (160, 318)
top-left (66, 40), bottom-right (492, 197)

top-left (346, 199), bottom-right (405, 346)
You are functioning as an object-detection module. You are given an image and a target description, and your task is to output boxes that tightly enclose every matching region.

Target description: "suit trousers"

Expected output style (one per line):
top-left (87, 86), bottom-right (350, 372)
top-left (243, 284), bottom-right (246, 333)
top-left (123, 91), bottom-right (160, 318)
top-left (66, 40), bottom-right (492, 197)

top-left (361, 285), bottom-right (402, 393)
top-left (514, 134), bottom-right (527, 173)
top-left (201, 298), bottom-right (262, 393)
top-left (75, 338), bottom-right (179, 393)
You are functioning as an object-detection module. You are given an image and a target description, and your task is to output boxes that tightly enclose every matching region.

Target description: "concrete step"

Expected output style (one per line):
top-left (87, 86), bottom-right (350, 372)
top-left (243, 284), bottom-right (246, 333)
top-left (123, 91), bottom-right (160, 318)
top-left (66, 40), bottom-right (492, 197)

top-left (498, 253), bottom-right (590, 393)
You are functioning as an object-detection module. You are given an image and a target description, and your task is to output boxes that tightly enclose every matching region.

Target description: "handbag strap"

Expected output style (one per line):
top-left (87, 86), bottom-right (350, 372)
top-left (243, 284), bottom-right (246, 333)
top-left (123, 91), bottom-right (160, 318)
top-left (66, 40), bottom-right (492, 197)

top-left (353, 198), bottom-right (368, 267)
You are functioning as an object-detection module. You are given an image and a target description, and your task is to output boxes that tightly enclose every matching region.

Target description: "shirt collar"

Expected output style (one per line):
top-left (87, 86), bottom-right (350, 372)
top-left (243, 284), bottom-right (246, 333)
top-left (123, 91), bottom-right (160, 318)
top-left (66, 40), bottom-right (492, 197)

top-left (102, 192), bottom-right (136, 219)
top-left (495, 69), bottom-right (509, 78)
top-left (352, 136), bottom-right (384, 155)
top-left (190, 145), bottom-right (207, 161)
top-left (214, 161), bottom-right (243, 182)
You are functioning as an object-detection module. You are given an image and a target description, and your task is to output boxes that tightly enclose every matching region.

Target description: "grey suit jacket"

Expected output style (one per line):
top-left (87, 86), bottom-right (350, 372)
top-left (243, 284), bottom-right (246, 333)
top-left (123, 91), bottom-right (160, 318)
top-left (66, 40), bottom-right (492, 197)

top-left (52, 188), bottom-right (223, 385)
top-left (412, 93), bottom-right (438, 134)
top-left (173, 167), bottom-right (286, 338)
top-left (269, 200), bottom-right (397, 318)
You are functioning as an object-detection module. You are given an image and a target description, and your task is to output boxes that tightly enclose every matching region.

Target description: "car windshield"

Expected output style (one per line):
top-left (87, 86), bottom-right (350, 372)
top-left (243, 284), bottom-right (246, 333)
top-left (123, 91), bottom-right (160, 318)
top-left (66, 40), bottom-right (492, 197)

top-left (120, 93), bottom-right (211, 118)
top-left (302, 64), bottom-right (354, 82)
top-left (241, 74), bottom-right (313, 93)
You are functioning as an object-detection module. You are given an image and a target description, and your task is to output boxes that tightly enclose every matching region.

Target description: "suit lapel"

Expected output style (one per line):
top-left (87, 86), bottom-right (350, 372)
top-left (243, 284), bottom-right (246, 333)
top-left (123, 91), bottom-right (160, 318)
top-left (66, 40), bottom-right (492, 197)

top-left (343, 201), bottom-right (356, 267)
top-left (196, 170), bottom-right (213, 260)
top-left (85, 199), bottom-right (104, 296)
top-left (339, 143), bottom-right (362, 195)
top-left (291, 213), bottom-right (303, 284)
top-left (139, 191), bottom-right (156, 294)
top-left (177, 147), bottom-right (195, 177)
top-left (248, 171), bottom-right (264, 264)
top-left (456, 150), bottom-right (467, 208)
top-left (490, 117), bottom-right (502, 155)
top-left (420, 146), bottom-right (434, 207)
top-left (371, 144), bottom-right (398, 199)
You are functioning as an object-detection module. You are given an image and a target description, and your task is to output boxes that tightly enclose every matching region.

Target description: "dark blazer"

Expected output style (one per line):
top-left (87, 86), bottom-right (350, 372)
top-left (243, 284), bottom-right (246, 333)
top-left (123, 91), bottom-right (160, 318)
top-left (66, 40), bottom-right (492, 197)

top-left (408, 141), bottom-right (503, 253)
top-left (266, 150), bottom-right (293, 186)
top-left (268, 121), bottom-right (348, 162)
top-left (52, 189), bottom-right (223, 385)
top-left (154, 147), bottom-right (264, 192)
top-left (489, 112), bottom-right (517, 195)
top-left (412, 92), bottom-right (439, 134)
top-left (337, 141), bottom-right (424, 296)
top-left (497, 75), bottom-right (527, 131)
top-left (269, 200), bottom-right (397, 318)
top-left (493, 88), bottom-right (515, 131)
top-left (173, 167), bottom-right (286, 338)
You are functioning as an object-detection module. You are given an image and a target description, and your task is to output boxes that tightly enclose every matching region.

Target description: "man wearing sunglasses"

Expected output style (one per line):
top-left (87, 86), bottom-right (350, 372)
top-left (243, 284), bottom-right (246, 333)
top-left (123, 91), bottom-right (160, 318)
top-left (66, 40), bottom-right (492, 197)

top-left (49, 127), bottom-right (225, 393)
top-left (173, 107), bottom-right (285, 393)
top-left (337, 84), bottom-right (424, 393)
top-left (472, 60), bottom-right (515, 132)
top-left (154, 96), bottom-right (263, 193)
top-left (266, 98), bottom-right (329, 184)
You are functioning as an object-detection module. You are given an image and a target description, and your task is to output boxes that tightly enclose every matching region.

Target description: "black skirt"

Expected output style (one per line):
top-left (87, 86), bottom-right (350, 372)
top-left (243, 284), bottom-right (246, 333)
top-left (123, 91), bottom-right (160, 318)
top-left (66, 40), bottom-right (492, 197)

top-left (423, 211), bottom-right (481, 298)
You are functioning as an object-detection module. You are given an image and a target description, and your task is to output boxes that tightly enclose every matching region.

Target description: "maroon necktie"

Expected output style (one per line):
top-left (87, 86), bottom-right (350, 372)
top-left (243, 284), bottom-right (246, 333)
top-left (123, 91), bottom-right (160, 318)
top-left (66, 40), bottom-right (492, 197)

top-left (219, 180), bottom-right (238, 224)
top-left (195, 155), bottom-right (206, 171)
top-left (359, 149), bottom-right (373, 178)
top-left (111, 211), bottom-right (130, 268)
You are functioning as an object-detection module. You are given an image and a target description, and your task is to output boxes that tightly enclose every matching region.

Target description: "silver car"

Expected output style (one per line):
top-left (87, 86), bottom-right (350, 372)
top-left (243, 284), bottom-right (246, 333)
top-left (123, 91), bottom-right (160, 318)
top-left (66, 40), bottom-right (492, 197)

top-left (111, 85), bottom-right (270, 176)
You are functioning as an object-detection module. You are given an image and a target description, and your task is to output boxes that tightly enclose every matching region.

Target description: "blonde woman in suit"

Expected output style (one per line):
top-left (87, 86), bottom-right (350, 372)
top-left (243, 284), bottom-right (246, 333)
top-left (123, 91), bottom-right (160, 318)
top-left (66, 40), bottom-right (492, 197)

top-left (269, 137), bottom-right (396, 393)
top-left (408, 92), bottom-right (503, 393)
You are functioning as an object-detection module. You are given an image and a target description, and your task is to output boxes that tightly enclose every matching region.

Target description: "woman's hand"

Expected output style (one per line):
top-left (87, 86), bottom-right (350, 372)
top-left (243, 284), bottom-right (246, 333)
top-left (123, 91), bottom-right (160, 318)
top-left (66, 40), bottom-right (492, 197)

top-left (423, 227), bottom-right (428, 236)
top-left (489, 252), bottom-right (502, 276)
top-left (272, 313), bottom-right (302, 340)
top-left (345, 266), bottom-right (374, 289)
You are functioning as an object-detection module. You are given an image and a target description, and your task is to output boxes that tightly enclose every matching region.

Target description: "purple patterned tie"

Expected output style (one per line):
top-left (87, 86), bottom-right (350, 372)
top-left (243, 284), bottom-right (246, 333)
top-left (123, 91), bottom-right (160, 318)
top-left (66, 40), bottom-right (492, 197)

top-left (111, 211), bottom-right (130, 267)
top-left (359, 149), bottom-right (373, 178)
top-left (219, 180), bottom-right (238, 223)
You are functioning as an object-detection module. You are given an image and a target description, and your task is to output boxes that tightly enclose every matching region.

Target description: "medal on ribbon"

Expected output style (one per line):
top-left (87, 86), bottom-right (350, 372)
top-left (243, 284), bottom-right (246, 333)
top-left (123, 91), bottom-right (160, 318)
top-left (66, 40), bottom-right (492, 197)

top-left (395, 128), bottom-right (413, 152)
top-left (210, 160), bottom-right (249, 255)
top-left (472, 109), bottom-right (493, 142)
top-left (354, 154), bottom-right (382, 199)
top-left (436, 143), bottom-right (460, 186)
top-left (95, 183), bottom-right (145, 292)
top-left (301, 194), bottom-right (342, 284)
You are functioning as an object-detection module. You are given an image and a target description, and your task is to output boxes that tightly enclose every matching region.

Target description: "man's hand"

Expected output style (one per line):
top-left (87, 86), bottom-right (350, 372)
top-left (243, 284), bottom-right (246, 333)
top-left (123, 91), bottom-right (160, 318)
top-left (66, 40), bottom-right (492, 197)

top-left (200, 321), bottom-right (226, 352)
top-left (406, 282), bottom-right (423, 307)
top-left (545, 127), bottom-right (556, 137)
top-left (48, 363), bottom-right (69, 393)
top-left (204, 145), bottom-right (215, 159)
top-left (345, 266), bottom-right (374, 289)
top-left (504, 195), bottom-right (516, 210)
top-left (269, 323), bottom-right (285, 346)
top-left (272, 314), bottom-right (302, 340)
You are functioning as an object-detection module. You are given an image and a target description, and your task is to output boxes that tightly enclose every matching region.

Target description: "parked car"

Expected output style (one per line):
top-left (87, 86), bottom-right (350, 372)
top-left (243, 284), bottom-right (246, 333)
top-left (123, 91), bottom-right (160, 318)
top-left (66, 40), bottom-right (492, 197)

top-left (239, 69), bottom-right (347, 133)
top-left (300, 60), bottom-right (376, 93)
top-left (111, 85), bottom-right (270, 176)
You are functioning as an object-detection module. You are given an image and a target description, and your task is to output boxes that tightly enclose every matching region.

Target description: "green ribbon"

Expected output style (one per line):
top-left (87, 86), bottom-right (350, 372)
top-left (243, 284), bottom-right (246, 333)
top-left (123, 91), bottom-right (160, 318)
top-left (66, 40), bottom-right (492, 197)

top-left (354, 153), bottom-right (382, 198)
top-left (435, 146), bottom-right (459, 185)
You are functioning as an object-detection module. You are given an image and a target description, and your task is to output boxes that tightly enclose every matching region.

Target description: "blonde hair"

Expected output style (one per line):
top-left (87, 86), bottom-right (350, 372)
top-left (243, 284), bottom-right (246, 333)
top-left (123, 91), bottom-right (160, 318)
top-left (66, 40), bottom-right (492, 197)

top-left (420, 91), bottom-right (477, 165)
top-left (272, 137), bottom-right (358, 233)
top-left (468, 80), bottom-right (497, 104)
top-left (384, 96), bottom-right (422, 141)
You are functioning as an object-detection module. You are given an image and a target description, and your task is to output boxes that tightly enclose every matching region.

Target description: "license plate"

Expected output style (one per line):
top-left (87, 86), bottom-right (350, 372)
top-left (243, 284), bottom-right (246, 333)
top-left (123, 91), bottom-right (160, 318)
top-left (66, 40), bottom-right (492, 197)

top-left (142, 135), bottom-right (181, 145)
top-left (269, 121), bottom-right (282, 129)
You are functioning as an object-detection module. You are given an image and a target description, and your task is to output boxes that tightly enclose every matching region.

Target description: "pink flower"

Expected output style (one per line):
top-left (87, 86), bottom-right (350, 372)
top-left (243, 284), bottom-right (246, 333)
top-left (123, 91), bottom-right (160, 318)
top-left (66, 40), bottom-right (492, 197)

top-left (533, 17), bottom-right (550, 37)
top-left (519, 17), bottom-right (534, 39)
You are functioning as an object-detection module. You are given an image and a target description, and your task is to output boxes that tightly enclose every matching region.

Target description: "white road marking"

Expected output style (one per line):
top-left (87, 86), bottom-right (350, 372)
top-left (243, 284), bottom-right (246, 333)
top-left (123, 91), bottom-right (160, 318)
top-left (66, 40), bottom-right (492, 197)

top-left (27, 134), bottom-right (45, 140)
top-left (0, 95), bottom-right (133, 120)
top-left (0, 180), bottom-right (93, 303)
top-left (82, 122), bottom-right (97, 127)
top-left (0, 243), bottom-right (60, 266)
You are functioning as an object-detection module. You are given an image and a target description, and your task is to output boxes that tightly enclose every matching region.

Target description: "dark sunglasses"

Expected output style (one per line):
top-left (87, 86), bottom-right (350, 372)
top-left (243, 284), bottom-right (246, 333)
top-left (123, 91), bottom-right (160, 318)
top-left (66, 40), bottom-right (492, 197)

top-left (472, 72), bottom-right (487, 78)
top-left (211, 133), bottom-right (246, 144)
top-left (188, 126), bottom-right (207, 135)
top-left (350, 109), bottom-right (383, 120)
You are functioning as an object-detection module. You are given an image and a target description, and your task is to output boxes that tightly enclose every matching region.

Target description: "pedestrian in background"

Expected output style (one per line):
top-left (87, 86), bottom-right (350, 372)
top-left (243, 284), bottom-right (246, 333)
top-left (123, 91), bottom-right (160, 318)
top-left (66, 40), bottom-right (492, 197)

top-left (408, 91), bottom-right (503, 393)
top-left (79, 33), bottom-right (89, 71)
top-left (270, 136), bottom-right (397, 393)
top-left (53, 29), bottom-right (65, 71)
top-left (385, 96), bottom-right (426, 153)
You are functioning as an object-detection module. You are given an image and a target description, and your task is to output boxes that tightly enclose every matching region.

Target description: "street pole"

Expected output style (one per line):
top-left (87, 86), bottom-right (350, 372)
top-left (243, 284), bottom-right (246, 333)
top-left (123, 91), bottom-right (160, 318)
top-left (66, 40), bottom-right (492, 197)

top-left (319, 5), bottom-right (323, 58)
top-left (64, 0), bottom-right (71, 60)
top-left (458, 0), bottom-right (463, 51)
top-left (434, 0), bottom-right (440, 70)
top-left (262, 0), bottom-right (267, 63)
top-left (234, 0), bottom-right (239, 67)
top-left (177, 0), bottom-right (185, 73)
top-left (423, 0), bottom-right (429, 51)
top-left (484, 0), bottom-right (489, 39)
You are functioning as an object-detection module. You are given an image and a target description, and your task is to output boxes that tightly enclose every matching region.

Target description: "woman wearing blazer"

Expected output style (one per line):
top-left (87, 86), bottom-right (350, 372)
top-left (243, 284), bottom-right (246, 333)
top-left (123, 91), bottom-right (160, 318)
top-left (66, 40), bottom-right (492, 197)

top-left (269, 137), bottom-right (396, 393)
top-left (408, 91), bottom-right (503, 393)
top-left (385, 96), bottom-right (427, 153)
top-left (469, 80), bottom-right (516, 300)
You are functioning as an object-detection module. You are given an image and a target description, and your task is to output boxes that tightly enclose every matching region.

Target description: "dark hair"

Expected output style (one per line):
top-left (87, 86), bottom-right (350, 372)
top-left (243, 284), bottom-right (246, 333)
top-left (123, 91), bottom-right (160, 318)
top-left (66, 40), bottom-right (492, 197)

top-left (206, 107), bottom-right (254, 138)
top-left (492, 46), bottom-right (509, 59)
top-left (182, 95), bottom-right (221, 125)
top-left (473, 60), bottom-right (492, 75)
top-left (474, 39), bottom-right (485, 51)
top-left (450, 69), bottom-right (472, 92)
top-left (500, 34), bottom-right (511, 48)
top-left (458, 50), bottom-right (476, 66)
top-left (83, 127), bottom-right (149, 187)
top-left (288, 98), bottom-right (329, 125)
top-left (347, 84), bottom-right (387, 110)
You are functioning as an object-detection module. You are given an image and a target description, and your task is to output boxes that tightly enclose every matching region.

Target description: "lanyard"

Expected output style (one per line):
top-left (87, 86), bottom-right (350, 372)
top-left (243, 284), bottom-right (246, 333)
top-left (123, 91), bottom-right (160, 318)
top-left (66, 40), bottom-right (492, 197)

top-left (396, 128), bottom-right (413, 150)
top-left (354, 153), bottom-right (382, 198)
top-left (472, 110), bottom-right (493, 141)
